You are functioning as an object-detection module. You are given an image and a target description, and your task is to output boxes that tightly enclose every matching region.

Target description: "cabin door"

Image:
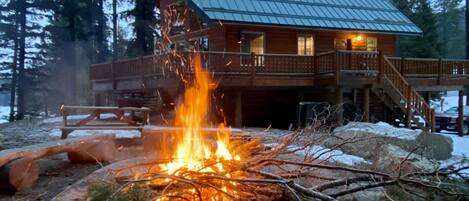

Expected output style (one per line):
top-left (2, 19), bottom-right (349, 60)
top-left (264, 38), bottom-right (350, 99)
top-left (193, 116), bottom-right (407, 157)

top-left (240, 32), bottom-right (265, 66)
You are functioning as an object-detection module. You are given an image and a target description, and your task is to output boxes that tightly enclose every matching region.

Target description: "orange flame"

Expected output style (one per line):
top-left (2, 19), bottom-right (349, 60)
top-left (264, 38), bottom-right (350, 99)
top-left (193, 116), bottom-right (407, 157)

top-left (159, 53), bottom-right (240, 178)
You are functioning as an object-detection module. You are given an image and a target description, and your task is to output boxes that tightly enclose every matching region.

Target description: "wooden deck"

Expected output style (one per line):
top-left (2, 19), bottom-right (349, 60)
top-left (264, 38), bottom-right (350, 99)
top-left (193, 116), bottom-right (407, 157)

top-left (89, 50), bottom-right (469, 132)
top-left (90, 51), bottom-right (469, 90)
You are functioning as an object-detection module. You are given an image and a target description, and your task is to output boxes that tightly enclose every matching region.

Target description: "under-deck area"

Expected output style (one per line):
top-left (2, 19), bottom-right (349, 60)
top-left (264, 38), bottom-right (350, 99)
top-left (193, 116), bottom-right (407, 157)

top-left (90, 51), bottom-right (469, 131)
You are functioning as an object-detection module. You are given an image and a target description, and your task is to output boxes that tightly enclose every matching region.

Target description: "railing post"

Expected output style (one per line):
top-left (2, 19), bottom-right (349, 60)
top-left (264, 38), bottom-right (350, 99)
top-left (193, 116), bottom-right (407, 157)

top-left (313, 55), bottom-right (318, 75)
top-left (111, 61), bottom-right (116, 90)
top-left (400, 57), bottom-right (406, 75)
top-left (378, 51), bottom-right (383, 83)
top-left (431, 109), bottom-right (436, 133)
top-left (140, 56), bottom-right (145, 90)
top-left (334, 50), bottom-right (340, 84)
top-left (250, 52), bottom-right (256, 86)
top-left (405, 85), bottom-right (413, 128)
top-left (438, 58), bottom-right (443, 85)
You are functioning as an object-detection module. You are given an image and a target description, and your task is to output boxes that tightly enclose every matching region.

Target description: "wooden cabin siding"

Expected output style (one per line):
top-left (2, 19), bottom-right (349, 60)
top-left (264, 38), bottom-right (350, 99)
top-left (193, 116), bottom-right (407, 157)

top-left (223, 25), bottom-right (396, 56)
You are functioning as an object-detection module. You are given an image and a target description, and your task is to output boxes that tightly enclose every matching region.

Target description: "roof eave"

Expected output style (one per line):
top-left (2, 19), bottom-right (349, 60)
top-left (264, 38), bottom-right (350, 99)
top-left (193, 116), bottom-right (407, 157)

top-left (215, 20), bottom-right (423, 37)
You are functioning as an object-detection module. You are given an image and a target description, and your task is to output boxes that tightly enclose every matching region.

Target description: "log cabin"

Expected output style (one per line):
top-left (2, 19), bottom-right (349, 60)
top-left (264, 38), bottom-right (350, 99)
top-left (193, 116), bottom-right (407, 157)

top-left (90, 0), bottom-right (469, 133)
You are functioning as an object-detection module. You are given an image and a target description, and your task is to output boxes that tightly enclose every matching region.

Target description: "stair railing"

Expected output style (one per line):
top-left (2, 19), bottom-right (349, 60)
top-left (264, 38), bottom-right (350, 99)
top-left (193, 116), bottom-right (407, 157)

top-left (381, 55), bottom-right (434, 131)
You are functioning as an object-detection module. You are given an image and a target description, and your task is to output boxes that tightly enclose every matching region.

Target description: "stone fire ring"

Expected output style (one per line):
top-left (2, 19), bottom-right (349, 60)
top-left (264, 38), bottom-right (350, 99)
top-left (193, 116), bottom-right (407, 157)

top-left (52, 127), bottom-right (248, 200)
top-left (52, 156), bottom-right (155, 201)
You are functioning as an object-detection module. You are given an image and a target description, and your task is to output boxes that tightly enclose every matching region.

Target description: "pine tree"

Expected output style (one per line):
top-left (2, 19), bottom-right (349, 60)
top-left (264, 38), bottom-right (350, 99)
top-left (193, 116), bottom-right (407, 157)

top-left (435, 0), bottom-right (464, 59)
top-left (0, 0), bottom-right (52, 120)
top-left (127, 0), bottom-right (158, 57)
top-left (392, 0), bottom-right (442, 58)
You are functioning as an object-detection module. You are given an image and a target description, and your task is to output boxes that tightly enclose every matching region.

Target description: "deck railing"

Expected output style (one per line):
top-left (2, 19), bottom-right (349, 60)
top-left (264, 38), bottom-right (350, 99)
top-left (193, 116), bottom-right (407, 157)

top-left (90, 51), bottom-right (469, 131)
top-left (91, 51), bottom-right (469, 82)
top-left (388, 57), bottom-right (469, 80)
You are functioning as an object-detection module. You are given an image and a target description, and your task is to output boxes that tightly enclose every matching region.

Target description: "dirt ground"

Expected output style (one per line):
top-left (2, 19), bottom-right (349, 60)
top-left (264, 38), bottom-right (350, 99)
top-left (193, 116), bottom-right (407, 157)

top-left (0, 155), bottom-right (101, 201)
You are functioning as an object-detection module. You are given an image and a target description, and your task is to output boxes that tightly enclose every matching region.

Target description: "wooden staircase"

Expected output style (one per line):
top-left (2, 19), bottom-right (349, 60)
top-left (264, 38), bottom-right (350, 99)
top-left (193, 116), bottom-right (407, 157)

top-left (373, 55), bottom-right (435, 131)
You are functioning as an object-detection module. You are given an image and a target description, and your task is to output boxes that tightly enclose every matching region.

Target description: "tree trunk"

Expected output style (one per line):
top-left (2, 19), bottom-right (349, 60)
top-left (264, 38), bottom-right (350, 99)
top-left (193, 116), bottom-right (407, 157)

top-left (466, 0), bottom-right (469, 105)
top-left (96, 0), bottom-right (106, 63)
top-left (113, 0), bottom-right (118, 61)
top-left (16, 0), bottom-right (27, 120)
top-left (68, 17), bottom-right (77, 105)
top-left (466, 0), bottom-right (469, 59)
top-left (9, 10), bottom-right (19, 122)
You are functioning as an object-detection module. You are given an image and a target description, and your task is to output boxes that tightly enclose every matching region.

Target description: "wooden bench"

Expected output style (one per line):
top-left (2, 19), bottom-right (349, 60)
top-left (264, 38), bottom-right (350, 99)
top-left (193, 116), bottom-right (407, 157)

top-left (60, 106), bottom-right (151, 139)
top-left (0, 135), bottom-right (116, 193)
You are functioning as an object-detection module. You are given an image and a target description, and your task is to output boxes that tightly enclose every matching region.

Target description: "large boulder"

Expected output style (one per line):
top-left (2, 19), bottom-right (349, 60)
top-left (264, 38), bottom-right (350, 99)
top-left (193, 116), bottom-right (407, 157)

top-left (375, 145), bottom-right (435, 173)
top-left (328, 122), bottom-right (453, 161)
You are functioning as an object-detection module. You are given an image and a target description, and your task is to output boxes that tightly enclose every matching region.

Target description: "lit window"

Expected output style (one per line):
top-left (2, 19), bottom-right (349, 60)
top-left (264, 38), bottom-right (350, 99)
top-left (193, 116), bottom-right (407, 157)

top-left (298, 35), bottom-right (314, 55)
top-left (367, 37), bottom-right (378, 51)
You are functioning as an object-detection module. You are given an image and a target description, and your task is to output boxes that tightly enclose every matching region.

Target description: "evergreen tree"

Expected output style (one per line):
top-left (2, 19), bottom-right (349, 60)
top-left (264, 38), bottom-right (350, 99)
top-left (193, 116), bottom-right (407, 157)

top-left (435, 0), bottom-right (465, 59)
top-left (392, 0), bottom-right (442, 58)
top-left (127, 0), bottom-right (158, 57)
top-left (0, 0), bottom-right (53, 120)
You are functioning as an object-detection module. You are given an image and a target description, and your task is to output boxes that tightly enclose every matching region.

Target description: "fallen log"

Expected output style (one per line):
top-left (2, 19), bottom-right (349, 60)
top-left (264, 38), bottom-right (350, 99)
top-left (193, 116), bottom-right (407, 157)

top-left (0, 134), bottom-right (116, 193)
top-left (0, 157), bottom-right (38, 194)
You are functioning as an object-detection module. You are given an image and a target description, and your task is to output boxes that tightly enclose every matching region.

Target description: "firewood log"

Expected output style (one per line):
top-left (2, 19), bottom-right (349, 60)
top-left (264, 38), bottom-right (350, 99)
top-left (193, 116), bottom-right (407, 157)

top-left (0, 157), bottom-right (38, 193)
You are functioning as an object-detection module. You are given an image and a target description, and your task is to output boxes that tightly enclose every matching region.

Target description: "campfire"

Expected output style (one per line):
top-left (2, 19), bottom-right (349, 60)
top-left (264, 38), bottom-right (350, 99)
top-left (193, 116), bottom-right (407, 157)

top-left (115, 54), bottom-right (278, 200)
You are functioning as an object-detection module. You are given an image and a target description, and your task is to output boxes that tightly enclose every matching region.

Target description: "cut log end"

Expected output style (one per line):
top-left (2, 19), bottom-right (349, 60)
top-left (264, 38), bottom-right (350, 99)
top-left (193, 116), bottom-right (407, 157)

top-left (0, 158), bottom-right (39, 193)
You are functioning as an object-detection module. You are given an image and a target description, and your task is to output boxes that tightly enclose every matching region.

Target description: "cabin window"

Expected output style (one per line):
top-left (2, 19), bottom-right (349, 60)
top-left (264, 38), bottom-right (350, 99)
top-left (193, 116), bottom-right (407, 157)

top-left (298, 35), bottom-right (314, 55)
top-left (240, 32), bottom-right (265, 55)
top-left (367, 37), bottom-right (378, 51)
top-left (334, 36), bottom-right (378, 51)
top-left (240, 32), bottom-right (265, 66)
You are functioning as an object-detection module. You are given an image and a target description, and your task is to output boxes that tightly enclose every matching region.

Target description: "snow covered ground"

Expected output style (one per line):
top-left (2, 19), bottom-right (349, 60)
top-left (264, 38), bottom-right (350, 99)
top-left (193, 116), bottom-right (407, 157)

top-left (432, 91), bottom-right (466, 112)
top-left (334, 121), bottom-right (422, 140)
top-left (42, 114), bottom-right (117, 123)
top-left (0, 106), bottom-right (9, 124)
top-left (49, 128), bottom-right (141, 138)
top-left (265, 143), bottom-right (370, 166)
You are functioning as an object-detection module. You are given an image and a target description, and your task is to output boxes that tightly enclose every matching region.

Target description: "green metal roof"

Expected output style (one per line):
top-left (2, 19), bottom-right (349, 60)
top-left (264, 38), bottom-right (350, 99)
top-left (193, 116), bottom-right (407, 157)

top-left (189, 0), bottom-right (422, 35)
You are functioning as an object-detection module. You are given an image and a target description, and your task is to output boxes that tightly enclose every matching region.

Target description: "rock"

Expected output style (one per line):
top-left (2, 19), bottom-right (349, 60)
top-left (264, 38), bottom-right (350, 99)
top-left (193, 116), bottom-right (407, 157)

top-left (415, 133), bottom-right (453, 160)
top-left (375, 145), bottom-right (435, 173)
top-left (328, 122), bottom-right (453, 161)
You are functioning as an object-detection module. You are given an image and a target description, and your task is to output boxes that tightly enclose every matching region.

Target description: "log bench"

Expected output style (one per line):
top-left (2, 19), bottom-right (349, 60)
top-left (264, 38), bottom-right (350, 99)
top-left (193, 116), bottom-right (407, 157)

top-left (60, 106), bottom-right (151, 139)
top-left (0, 134), bottom-right (116, 193)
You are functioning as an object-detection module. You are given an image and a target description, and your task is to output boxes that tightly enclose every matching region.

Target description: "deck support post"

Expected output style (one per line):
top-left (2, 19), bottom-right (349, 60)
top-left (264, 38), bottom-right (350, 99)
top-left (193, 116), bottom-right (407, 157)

top-left (352, 88), bottom-right (357, 104)
top-left (424, 91), bottom-right (431, 104)
top-left (431, 109), bottom-right (436, 133)
top-left (336, 87), bottom-right (344, 126)
top-left (363, 86), bottom-right (370, 122)
top-left (458, 90), bottom-right (465, 136)
top-left (405, 86), bottom-right (412, 129)
top-left (234, 91), bottom-right (243, 128)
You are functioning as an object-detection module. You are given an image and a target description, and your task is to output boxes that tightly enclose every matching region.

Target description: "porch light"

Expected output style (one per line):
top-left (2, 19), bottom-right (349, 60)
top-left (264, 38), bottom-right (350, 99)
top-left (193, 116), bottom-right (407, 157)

top-left (356, 34), bottom-right (363, 41)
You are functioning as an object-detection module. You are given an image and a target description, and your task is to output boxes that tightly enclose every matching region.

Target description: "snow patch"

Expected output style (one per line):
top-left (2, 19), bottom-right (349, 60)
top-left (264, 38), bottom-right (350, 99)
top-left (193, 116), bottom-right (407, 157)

top-left (0, 106), bottom-right (9, 124)
top-left (265, 143), bottom-right (370, 166)
top-left (49, 128), bottom-right (141, 138)
top-left (440, 133), bottom-right (469, 158)
top-left (43, 114), bottom-right (117, 123)
top-left (334, 122), bottom-right (422, 140)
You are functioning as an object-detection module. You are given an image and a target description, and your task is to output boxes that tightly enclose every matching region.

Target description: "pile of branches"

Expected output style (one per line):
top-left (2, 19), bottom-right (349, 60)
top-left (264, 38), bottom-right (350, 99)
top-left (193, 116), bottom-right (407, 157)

top-left (101, 123), bottom-right (469, 201)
